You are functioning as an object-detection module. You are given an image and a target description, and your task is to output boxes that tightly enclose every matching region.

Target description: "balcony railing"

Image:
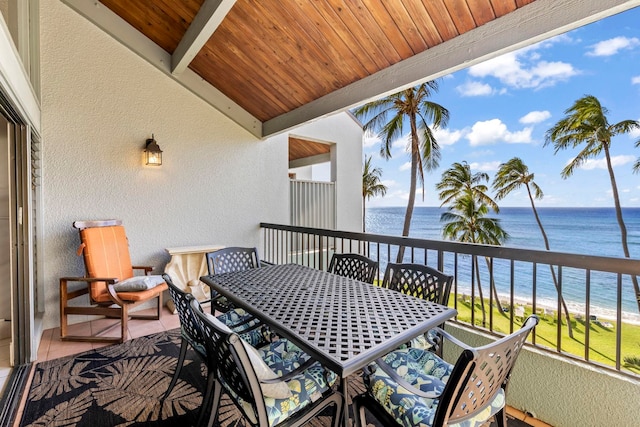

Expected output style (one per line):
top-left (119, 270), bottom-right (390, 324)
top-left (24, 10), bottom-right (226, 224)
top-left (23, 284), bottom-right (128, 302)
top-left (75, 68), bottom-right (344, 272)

top-left (260, 222), bottom-right (640, 379)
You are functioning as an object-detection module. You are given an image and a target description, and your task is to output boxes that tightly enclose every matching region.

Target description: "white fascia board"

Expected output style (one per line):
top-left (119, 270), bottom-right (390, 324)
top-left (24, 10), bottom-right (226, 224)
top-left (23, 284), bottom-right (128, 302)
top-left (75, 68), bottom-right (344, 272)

top-left (61, 0), bottom-right (261, 138)
top-left (262, 0), bottom-right (640, 137)
top-left (171, 0), bottom-right (237, 75)
top-left (0, 13), bottom-right (40, 131)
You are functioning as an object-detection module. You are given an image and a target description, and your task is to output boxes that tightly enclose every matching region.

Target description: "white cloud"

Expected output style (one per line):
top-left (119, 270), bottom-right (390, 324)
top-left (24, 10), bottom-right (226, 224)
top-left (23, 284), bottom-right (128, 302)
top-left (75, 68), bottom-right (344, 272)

top-left (520, 110), bottom-right (551, 124)
top-left (586, 36), bottom-right (640, 56)
top-left (574, 155), bottom-right (636, 170)
top-left (632, 76), bottom-right (640, 85)
top-left (434, 128), bottom-right (463, 146)
top-left (455, 81), bottom-right (494, 97)
top-left (399, 162), bottom-right (411, 171)
top-left (392, 134), bottom-right (411, 154)
top-left (363, 132), bottom-right (380, 148)
top-left (469, 161), bottom-right (501, 172)
top-left (629, 123), bottom-right (640, 139)
top-left (468, 49), bottom-right (578, 90)
top-left (381, 179), bottom-right (397, 188)
top-left (466, 119), bottom-right (533, 146)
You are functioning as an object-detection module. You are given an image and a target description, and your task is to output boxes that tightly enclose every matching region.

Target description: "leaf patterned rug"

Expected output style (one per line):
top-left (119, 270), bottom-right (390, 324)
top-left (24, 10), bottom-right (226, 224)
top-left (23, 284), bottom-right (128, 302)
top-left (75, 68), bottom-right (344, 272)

top-left (19, 329), bottom-right (369, 427)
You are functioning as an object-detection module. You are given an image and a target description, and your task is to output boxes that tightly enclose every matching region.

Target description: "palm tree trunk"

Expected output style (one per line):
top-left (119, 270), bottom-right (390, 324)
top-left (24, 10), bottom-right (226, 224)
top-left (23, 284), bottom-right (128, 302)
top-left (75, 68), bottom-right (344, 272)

top-left (527, 186), bottom-right (573, 337)
top-left (484, 257), bottom-right (506, 314)
top-left (603, 146), bottom-right (640, 313)
top-left (397, 122), bottom-right (420, 263)
top-left (473, 255), bottom-right (487, 327)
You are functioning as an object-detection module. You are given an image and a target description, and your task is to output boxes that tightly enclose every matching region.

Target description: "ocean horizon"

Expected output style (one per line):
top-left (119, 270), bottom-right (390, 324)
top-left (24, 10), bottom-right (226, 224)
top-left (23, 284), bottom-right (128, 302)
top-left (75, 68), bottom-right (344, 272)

top-left (365, 206), bottom-right (640, 324)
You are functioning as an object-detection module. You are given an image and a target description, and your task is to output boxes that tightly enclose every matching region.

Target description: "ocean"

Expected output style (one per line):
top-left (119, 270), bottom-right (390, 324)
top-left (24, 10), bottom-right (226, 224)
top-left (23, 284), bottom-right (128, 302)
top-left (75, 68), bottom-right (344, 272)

top-left (365, 206), bottom-right (640, 323)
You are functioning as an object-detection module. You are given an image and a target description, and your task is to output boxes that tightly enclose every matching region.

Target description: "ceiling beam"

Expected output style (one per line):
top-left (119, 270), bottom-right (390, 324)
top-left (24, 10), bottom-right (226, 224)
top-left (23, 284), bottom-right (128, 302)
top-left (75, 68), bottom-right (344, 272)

top-left (171, 0), bottom-right (236, 75)
top-left (61, 0), bottom-right (261, 138)
top-left (262, 0), bottom-right (640, 137)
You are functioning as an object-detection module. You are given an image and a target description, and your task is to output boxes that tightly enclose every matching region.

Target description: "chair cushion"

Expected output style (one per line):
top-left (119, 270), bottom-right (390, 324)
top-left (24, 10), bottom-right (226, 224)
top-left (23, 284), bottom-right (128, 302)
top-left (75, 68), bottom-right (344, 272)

top-left (79, 225), bottom-right (134, 300)
top-left (113, 275), bottom-right (165, 292)
top-left (406, 329), bottom-right (438, 351)
top-left (204, 313), bottom-right (291, 399)
top-left (224, 339), bottom-right (338, 426)
top-left (217, 308), bottom-right (268, 347)
top-left (366, 348), bottom-right (505, 427)
top-left (92, 281), bottom-right (167, 303)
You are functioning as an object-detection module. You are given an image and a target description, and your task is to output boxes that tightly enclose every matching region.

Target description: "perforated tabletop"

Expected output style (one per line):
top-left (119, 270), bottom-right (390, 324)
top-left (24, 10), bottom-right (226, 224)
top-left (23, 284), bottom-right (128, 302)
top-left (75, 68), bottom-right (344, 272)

top-left (201, 263), bottom-right (457, 376)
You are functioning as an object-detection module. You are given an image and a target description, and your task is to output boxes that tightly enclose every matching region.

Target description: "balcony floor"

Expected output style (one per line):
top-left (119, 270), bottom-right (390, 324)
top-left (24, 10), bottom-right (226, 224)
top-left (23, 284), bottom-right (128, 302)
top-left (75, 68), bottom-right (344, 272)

top-left (5, 307), bottom-right (549, 427)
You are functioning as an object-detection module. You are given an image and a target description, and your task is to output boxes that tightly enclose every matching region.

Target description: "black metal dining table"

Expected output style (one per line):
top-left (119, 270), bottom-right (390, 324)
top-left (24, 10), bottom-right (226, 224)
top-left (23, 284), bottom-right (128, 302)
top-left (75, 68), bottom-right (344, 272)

top-left (200, 263), bottom-right (457, 426)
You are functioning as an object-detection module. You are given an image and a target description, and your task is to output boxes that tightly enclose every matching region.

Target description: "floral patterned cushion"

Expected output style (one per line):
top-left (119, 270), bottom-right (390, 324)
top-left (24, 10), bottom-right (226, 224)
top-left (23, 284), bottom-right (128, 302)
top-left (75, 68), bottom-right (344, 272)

top-left (217, 308), bottom-right (269, 347)
top-left (223, 339), bottom-right (338, 426)
top-left (365, 348), bottom-right (505, 427)
top-left (407, 329), bottom-right (439, 351)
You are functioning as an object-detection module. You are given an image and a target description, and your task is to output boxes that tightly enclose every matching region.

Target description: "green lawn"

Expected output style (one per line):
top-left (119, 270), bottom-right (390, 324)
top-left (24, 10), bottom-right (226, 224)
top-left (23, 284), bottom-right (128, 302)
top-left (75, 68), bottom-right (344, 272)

top-left (451, 296), bottom-right (640, 375)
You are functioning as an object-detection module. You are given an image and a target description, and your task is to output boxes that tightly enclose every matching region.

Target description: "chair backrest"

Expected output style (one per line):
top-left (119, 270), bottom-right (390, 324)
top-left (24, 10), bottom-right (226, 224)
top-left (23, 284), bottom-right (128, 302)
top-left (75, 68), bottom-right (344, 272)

top-left (381, 263), bottom-right (454, 305)
top-left (206, 246), bottom-right (260, 275)
top-left (163, 273), bottom-right (207, 357)
top-left (74, 220), bottom-right (134, 301)
top-left (190, 297), bottom-right (266, 424)
top-left (435, 315), bottom-right (539, 426)
top-left (328, 253), bottom-right (379, 284)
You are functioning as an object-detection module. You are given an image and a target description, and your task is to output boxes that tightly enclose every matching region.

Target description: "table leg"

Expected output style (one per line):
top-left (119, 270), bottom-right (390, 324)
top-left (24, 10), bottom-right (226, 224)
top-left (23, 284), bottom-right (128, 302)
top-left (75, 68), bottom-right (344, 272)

top-left (340, 376), bottom-right (349, 427)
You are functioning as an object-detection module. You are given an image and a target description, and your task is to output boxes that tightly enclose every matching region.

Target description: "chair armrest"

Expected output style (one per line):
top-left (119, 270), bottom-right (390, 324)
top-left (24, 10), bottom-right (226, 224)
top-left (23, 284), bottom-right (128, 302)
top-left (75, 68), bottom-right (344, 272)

top-left (60, 277), bottom-right (118, 302)
top-left (59, 276), bottom-right (117, 283)
top-left (372, 357), bottom-right (443, 399)
top-left (260, 357), bottom-right (318, 384)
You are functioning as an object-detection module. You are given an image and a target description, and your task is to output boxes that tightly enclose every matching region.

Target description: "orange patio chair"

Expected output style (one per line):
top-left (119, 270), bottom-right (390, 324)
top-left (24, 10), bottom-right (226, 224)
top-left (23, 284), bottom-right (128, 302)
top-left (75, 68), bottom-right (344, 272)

top-left (59, 219), bottom-right (168, 343)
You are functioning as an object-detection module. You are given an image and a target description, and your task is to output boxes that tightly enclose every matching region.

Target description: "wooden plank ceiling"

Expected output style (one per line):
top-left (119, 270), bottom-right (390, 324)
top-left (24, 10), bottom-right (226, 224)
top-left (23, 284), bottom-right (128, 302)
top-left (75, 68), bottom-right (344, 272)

top-left (65, 0), bottom-right (636, 138)
top-left (98, 0), bottom-right (533, 121)
top-left (289, 137), bottom-right (331, 162)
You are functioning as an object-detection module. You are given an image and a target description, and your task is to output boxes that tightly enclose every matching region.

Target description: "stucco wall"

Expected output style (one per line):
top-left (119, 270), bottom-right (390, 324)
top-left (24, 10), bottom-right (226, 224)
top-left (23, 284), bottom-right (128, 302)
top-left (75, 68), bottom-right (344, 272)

top-left (39, 0), bottom-right (362, 330)
top-left (287, 114), bottom-right (363, 233)
top-left (444, 323), bottom-right (640, 426)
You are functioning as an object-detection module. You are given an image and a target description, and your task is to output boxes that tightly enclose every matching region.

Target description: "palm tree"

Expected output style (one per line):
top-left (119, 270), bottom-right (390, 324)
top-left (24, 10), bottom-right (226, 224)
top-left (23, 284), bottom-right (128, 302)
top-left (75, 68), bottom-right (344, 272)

top-left (634, 139), bottom-right (640, 173)
top-left (353, 81), bottom-right (449, 262)
top-left (544, 95), bottom-right (640, 313)
top-left (493, 157), bottom-right (573, 337)
top-left (440, 189), bottom-right (509, 326)
top-left (436, 161), bottom-right (499, 212)
top-left (362, 155), bottom-right (387, 231)
top-left (437, 161), bottom-right (506, 315)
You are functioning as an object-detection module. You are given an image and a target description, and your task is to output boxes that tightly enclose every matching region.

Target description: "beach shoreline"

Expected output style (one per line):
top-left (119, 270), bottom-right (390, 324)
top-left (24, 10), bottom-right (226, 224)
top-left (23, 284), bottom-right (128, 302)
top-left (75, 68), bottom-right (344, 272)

top-left (457, 290), bottom-right (640, 326)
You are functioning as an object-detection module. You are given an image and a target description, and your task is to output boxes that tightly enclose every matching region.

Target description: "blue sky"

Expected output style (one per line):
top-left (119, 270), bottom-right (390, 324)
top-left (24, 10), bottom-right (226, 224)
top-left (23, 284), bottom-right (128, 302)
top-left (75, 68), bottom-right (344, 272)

top-left (353, 7), bottom-right (640, 208)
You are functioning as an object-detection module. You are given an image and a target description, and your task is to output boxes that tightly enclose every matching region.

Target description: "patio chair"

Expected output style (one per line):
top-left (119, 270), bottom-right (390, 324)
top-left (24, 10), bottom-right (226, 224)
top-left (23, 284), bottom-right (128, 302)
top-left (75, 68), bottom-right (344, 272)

top-left (381, 263), bottom-right (454, 354)
top-left (189, 297), bottom-right (343, 427)
top-left (381, 262), bottom-right (453, 305)
top-left (162, 273), bottom-right (270, 409)
top-left (327, 253), bottom-right (379, 284)
top-left (353, 315), bottom-right (539, 427)
top-left (59, 220), bottom-right (168, 343)
top-left (161, 276), bottom-right (212, 425)
top-left (206, 246), bottom-right (261, 313)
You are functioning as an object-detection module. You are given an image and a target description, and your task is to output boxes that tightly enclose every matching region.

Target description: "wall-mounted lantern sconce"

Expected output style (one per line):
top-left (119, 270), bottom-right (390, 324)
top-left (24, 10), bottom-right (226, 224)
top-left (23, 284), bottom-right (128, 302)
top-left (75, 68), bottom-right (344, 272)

top-left (144, 134), bottom-right (163, 166)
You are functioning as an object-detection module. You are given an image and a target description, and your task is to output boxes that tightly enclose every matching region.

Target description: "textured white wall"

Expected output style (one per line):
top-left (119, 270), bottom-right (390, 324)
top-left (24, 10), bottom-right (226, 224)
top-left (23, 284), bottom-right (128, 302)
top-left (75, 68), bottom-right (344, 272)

top-left (39, 0), bottom-right (362, 330)
top-left (287, 114), bottom-right (363, 232)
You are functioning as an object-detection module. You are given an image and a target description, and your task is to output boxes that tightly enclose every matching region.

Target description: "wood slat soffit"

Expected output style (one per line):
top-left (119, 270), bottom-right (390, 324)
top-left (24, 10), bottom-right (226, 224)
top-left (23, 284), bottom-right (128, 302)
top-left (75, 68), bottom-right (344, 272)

top-left (63, 0), bottom-right (640, 138)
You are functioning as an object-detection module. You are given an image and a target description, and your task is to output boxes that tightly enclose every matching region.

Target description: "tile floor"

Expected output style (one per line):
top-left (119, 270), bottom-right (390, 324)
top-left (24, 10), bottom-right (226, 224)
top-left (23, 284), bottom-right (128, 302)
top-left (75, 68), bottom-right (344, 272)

top-left (7, 308), bottom-right (551, 427)
top-left (36, 307), bottom-right (180, 362)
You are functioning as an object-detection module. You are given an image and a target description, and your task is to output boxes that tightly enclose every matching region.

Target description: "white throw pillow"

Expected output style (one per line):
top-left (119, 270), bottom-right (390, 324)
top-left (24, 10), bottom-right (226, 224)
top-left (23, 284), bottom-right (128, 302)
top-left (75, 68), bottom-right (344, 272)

top-left (204, 312), bottom-right (292, 399)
